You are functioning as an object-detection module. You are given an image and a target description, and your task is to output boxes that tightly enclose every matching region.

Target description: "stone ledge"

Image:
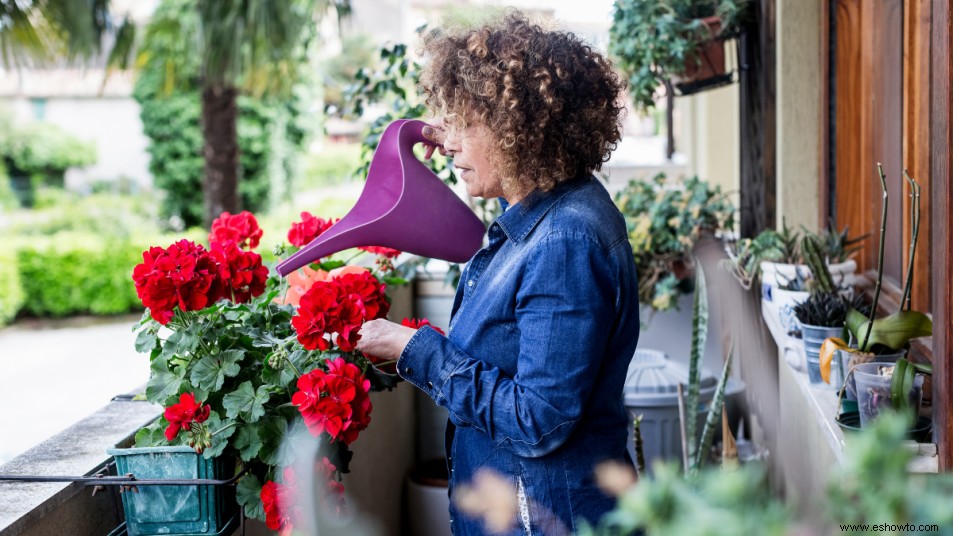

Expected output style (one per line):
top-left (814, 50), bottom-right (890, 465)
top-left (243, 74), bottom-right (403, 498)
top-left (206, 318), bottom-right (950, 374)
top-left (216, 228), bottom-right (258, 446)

top-left (0, 393), bottom-right (161, 535)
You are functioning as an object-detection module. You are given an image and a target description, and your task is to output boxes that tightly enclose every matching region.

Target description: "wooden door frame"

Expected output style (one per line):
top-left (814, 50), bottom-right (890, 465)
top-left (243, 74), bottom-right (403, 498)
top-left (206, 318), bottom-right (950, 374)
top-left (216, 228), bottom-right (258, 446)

top-left (930, 0), bottom-right (953, 471)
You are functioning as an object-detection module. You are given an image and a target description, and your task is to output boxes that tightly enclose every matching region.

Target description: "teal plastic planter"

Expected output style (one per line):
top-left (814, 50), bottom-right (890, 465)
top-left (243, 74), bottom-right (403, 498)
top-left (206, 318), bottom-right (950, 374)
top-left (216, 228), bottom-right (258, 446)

top-left (106, 446), bottom-right (239, 536)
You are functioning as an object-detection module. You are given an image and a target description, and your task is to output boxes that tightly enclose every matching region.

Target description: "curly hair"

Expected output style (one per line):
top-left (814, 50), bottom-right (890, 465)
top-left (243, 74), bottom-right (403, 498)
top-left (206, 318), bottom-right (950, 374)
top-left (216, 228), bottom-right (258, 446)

top-left (419, 12), bottom-right (627, 199)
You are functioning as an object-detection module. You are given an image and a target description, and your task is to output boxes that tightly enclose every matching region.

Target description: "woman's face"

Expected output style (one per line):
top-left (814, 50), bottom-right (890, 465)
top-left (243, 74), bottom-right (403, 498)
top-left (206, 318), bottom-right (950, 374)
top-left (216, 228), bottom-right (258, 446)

top-left (443, 122), bottom-right (505, 200)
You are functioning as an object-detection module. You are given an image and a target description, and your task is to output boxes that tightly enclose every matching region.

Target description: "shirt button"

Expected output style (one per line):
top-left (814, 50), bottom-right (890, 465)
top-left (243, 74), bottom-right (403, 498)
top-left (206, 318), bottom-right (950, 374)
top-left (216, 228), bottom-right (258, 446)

top-left (427, 381), bottom-right (434, 389)
top-left (467, 279), bottom-right (474, 287)
top-left (404, 367), bottom-right (413, 375)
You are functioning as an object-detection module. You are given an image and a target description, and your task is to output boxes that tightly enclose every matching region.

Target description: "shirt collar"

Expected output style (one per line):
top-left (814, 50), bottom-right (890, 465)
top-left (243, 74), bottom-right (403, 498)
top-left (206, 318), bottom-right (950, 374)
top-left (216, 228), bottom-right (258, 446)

top-left (495, 176), bottom-right (588, 243)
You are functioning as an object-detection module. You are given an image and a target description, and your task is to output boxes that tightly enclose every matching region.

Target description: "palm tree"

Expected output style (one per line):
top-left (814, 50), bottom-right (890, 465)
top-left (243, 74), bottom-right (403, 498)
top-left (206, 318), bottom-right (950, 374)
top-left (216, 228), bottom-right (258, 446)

top-left (0, 0), bottom-right (136, 69)
top-left (193, 0), bottom-right (348, 225)
top-left (1, 0), bottom-right (348, 227)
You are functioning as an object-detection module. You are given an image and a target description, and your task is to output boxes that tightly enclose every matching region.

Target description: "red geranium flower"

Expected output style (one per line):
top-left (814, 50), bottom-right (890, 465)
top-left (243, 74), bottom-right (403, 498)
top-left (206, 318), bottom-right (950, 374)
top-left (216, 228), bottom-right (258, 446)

top-left (210, 242), bottom-right (269, 304)
top-left (333, 271), bottom-right (390, 321)
top-left (358, 245), bottom-right (401, 258)
top-left (132, 240), bottom-right (220, 324)
top-left (288, 212), bottom-right (337, 248)
top-left (291, 358), bottom-right (372, 444)
top-left (290, 282), bottom-right (339, 351)
top-left (164, 393), bottom-right (211, 441)
top-left (261, 468), bottom-right (300, 535)
top-left (290, 269), bottom-right (389, 352)
top-left (401, 317), bottom-right (446, 336)
top-left (209, 211), bottom-right (263, 250)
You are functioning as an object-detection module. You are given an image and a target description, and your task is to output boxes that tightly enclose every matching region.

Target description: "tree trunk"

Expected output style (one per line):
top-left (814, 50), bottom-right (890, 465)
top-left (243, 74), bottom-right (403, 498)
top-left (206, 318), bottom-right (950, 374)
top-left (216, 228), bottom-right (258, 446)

top-left (201, 84), bottom-right (240, 228)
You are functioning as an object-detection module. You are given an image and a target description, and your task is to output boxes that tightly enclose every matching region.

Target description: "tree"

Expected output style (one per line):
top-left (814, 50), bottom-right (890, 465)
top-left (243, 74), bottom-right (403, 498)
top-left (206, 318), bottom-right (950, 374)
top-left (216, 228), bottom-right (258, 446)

top-left (1, 0), bottom-right (348, 228)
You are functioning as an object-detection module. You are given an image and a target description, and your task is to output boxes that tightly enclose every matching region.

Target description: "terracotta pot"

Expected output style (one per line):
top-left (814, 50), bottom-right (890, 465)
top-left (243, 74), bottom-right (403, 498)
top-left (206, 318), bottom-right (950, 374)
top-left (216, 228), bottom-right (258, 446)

top-left (671, 16), bottom-right (726, 84)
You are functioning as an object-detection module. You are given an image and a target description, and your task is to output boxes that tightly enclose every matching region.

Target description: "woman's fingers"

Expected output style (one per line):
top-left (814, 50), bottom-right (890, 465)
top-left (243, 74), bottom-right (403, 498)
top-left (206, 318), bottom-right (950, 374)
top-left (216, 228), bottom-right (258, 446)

top-left (356, 319), bottom-right (417, 360)
top-left (421, 121), bottom-right (448, 160)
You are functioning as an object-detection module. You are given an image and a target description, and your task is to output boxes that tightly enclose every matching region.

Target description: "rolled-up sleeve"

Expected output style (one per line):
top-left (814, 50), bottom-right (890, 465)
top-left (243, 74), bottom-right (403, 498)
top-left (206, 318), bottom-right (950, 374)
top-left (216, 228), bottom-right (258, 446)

top-left (397, 231), bottom-right (618, 458)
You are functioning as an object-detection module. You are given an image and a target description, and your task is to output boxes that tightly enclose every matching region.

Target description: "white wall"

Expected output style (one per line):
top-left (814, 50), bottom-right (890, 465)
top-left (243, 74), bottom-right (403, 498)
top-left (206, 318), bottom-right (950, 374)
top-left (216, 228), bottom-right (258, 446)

top-left (4, 96), bottom-right (151, 190)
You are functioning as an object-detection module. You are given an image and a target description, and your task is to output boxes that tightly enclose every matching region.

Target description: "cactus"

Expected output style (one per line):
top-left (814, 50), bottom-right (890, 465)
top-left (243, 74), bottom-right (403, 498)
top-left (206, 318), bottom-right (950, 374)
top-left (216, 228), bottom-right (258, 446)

top-left (801, 234), bottom-right (836, 295)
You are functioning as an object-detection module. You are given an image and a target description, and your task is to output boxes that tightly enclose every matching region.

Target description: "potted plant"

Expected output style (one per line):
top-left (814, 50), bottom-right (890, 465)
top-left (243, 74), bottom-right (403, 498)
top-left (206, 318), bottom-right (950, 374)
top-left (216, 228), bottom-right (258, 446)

top-left (819, 166), bottom-right (932, 429)
top-left (614, 172), bottom-right (735, 314)
top-left (609, 0), bottom-right (749, 111)
top-left (820, 168), bottom-right (932, 382)
top-left (112, 210), bottom-right (426, 534)
top-left (723, 220), bottom-right (864, 352)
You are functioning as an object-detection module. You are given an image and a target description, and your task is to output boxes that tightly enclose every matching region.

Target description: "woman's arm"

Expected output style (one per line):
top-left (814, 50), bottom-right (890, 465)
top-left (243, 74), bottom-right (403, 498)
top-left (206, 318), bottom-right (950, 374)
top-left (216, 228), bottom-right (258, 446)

top-left (395, 231), bottom-right (622, 458)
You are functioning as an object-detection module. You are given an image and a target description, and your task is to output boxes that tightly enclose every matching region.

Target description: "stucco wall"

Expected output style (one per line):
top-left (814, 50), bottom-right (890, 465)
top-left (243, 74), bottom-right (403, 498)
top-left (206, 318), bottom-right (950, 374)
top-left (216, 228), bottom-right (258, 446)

top-left (776, 0), bottom-right (823, 232)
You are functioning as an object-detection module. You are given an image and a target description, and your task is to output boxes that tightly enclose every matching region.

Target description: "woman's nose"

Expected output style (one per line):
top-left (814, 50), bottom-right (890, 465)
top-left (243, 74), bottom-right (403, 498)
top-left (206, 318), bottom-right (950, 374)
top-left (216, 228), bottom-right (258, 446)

top-left (443, 131), bottom-right (462, 155)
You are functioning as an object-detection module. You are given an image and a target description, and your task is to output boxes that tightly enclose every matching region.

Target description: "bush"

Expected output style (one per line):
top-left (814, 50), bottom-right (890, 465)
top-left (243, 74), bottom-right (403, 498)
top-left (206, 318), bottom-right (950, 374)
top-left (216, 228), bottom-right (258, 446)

top-left (0, 244), bottom-right (24, 326)
top-left (12, 230), bottom-right (204, 318)
top-left (15, 234), bottom-right (142, 317)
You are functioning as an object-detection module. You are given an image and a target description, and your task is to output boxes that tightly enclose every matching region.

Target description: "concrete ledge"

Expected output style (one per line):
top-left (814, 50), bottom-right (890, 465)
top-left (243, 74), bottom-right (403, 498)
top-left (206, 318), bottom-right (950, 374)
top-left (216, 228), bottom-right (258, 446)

top-left (0, 395), bottom-right (161, 536)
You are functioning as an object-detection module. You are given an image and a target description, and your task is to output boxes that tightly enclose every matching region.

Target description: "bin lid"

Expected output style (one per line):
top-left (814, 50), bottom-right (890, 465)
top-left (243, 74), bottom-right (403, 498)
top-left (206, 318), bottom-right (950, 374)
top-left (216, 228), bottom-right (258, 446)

top-left (624, 349), bottom-right (718, 407)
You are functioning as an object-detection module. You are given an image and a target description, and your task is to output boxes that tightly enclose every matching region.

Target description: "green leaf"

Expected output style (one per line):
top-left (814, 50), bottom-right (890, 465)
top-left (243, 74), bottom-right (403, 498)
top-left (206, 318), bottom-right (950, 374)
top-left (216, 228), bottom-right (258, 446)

top-left (848, 310), bottom-right (933, 351)
top-left (134, 421), bottom-right (167, 447)
top-left (134, 328), bottom-right (158, 354)
top-left (145, 359), bottom-right (184, 403)
top-left (258, 416), bottom-right (288, 466)
top-left (190, 349), bottom-right (243, 391)
top-left (233, 423), bottom-right (263, 462)
top-left (222, 381), bottom-right (270, 422)
top-left (236, 473), bottom-right (266, 522)
top-left (259, 416), bottom-right (310, 467)
top-left (202, 412), bottom-right (237, 459)
top-left (687, 264), bottom-right (708, 469)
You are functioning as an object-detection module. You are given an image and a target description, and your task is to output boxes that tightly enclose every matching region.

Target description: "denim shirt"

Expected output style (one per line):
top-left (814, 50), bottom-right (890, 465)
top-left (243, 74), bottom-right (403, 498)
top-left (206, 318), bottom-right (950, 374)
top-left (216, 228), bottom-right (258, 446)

top-left (397, 175), bottom-right (640, 535)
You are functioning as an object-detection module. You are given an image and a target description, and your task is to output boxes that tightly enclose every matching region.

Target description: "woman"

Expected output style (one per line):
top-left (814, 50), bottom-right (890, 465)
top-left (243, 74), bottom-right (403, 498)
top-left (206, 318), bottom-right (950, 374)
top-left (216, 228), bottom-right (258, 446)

top-left (355, 12), bottom-right (639, 535)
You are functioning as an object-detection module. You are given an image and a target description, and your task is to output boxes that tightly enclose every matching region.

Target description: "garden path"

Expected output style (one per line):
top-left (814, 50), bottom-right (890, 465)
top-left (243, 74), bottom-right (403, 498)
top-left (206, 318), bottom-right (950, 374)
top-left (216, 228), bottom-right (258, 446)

top-left (0, 315), bottom-right (149, 464)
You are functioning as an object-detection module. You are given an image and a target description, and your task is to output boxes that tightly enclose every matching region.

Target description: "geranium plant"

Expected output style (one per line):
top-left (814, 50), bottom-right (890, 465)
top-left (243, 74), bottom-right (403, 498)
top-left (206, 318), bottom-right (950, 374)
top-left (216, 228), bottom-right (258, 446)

top-left (615, 173), bottom-right (735, 312)
top-left (130, 209), bottom-right (436, 528)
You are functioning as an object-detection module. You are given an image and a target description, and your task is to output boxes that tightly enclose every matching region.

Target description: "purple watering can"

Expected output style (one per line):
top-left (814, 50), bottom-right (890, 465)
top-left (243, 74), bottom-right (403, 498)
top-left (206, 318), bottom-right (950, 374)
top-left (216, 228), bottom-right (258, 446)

top-left (275, 119), bottom-right (485, 276)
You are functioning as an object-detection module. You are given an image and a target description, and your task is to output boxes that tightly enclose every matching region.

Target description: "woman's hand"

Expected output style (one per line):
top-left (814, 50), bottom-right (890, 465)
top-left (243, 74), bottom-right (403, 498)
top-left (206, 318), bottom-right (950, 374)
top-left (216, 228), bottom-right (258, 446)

top-left (355, 319), bottom-right (418, 361)
top-left (421, 118), bottom-right (449, 160)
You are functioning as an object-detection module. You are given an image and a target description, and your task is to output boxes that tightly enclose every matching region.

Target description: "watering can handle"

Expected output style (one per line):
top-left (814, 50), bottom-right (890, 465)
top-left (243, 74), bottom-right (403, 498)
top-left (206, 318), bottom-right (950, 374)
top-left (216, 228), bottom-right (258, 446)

top-left (396, 119), bottom-right (433, 155)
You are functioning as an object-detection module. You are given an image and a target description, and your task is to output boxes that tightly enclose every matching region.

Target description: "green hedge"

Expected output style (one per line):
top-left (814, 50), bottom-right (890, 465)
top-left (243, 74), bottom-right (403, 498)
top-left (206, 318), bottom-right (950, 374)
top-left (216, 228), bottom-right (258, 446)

top-left (3, 231), bottom-right (203, 321)
top-left (0, 245), bottom-right (24, 325)
top-left (15, 234), bottom-right (144, 317)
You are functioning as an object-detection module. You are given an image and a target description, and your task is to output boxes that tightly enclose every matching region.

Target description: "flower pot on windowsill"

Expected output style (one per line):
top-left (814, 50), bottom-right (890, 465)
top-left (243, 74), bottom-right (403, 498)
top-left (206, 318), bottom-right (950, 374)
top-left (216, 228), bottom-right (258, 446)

top-left (106, 446), bottom-right (239, 536)
top-left (852, 362), bottom-right (925, 428)
top-left (800, 323), bottom-right (845, 385)
top-left (760, 259), bottom-right (858, 294)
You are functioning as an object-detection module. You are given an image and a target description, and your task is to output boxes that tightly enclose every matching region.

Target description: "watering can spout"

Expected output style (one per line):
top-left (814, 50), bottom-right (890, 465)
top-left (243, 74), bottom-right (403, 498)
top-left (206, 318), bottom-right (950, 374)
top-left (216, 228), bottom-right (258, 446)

top-left (275, 119), bottom-right (485, 276)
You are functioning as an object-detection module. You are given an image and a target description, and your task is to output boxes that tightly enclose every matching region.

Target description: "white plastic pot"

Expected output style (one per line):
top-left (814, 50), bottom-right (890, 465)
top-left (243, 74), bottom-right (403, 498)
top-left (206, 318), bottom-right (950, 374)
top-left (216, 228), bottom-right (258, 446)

top-left (760, 260), bottom-right (857, 293)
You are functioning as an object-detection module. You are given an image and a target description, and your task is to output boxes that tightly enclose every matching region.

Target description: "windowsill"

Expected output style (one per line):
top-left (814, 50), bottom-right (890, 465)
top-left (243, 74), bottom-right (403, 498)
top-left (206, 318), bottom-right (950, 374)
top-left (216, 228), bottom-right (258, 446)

top-left (762, 300), bottom-right (938, 473)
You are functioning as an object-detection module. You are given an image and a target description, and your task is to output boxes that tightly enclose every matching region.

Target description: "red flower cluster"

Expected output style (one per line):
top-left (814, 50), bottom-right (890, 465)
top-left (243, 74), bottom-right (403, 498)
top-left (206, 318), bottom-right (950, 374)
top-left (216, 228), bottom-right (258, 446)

top-left (132, 240), bottom-right (220, 324)
top-left (291, 358), bottom-right (372, 444)
top-left (261, 468), bottom-right (300, 536)
top-left (288, 211), bottom-right (337, 248)
top-left (402, 317), bottom-right (446, 335)
top-left (209, 211), bottom-right (263, 250)
top-left (210, 242), bottom-right (269, 304)
top-left (290, 270), bottom-right (389, 352)
top-left (164, 393), bottom-right (210, 441)
top-left (358, 245), bottom-right (401, 258)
